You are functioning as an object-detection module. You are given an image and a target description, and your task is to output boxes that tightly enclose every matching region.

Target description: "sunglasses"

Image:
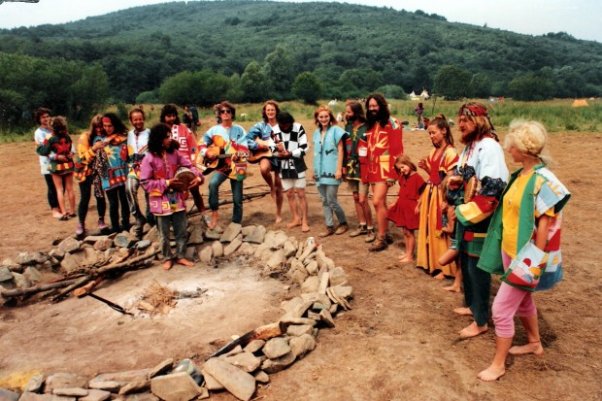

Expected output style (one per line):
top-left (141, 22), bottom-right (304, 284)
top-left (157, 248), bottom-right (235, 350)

top-left (219, 109), bottom-right (232, 115)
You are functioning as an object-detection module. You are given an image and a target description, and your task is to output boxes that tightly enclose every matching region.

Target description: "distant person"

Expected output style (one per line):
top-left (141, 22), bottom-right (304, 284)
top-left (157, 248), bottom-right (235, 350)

top-left (126, 107), bottom-right (153, 239)
top-left (246, 100), bottom-right (284, 224)
top-left (387, 155), bottom-right (425, 264)
top-left (200, 101), bottom-right (249, 229)
top-left (359, 93), bottom-right (403, 251)
top-left (74, 114), bottom-right (109, 236)
top-left (343, 100), bottom-right (374, 242)
top-left (415, 102), bottom-right (425, 129)
top-left (36, 116), bottom-right (76, 221)
top-left (100, 113), bottom-right (131, 233)
top-left (33, 107), bottom-right (61, 219)
top-left (160, 104), bottom-right (204, 215)
top-left (312, 105), bottom-right (348, 237)
top-left (272, 111), bottom-right (310, 233)
top-left (477, 120), bottom-right (570, 381)
top-left (183, 104), bottom-right (201, 133)
top-left (141, 123), bottom-right (203, 270)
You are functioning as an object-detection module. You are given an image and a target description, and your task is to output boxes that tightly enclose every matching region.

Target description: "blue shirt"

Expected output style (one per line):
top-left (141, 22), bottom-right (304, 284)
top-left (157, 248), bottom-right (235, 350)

top-left (201, 124), bottom-right (248, 155)
top-left (312, 125), bottom-right (345, 186)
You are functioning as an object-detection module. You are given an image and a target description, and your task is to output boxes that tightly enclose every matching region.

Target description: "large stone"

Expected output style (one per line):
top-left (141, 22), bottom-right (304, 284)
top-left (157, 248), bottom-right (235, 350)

top-left (262, 337), bottom-right (290, 359)
top-left (203, 358), bottom-right (256, 401)
top-left (253, 243), bottom-right (270, 259)
top-left (318, 272), bottom-right (330, 295)
top-left (266, 249), bottom-right (286, 270)
top-left (253, 371), bottom-right (269, 384)
top-left (52, 388), bottom-right (88, 397)
top-left (120, 394), bottom-right (159, 401)
top-left (150, 372), bottom-right (201, 401)
top-left (89, 369), bottom-right (151, 388)
top-left (0, 267), bottom-right (13, 282)
top-left (260, 351), bottom-right (296, 374)
top-left (329, 266), bottom-right (349, 286)
top-left (16, 252), bottom-right (48, 266)
top-left (24, 267), bottom-right (42, 284)
top-left (198, 245), bottom-right (213, 263)
top-left (57, 237), bottom-right (82, 254)
top-left (236, 242), bottom-right (255, 256)
top-left (305, 260), bottom-right (319, 275)
top-left (289, 334), bottom-right (316, 359)
top-left (286, 324), bottom-right (314, 337)
top-left (199, 370), bottom-right (224, 391)
top-left (220, 223), bottom-right (242, 243)
top-left (301, 292), bottom-right (332, 309)
top-left (301, 276), bottom-right (320, 294)
top-left (93, 238), bottom-right (113, 252)
top-left (148, 358), bottom-right (174, 379)
top-left (25, 374), bottom-right (45, 393)
top-left (184, 246), bottom-right (197, 262)
top-left (188, 225), bottom-right (204, 244)
top-left (243, 339), bottom-right (265, 354)
top-left (119, 378), bottom-right (150, 395)
top-left (114, 233), bottom-right (137, 249)
top-left (290, 268), bottom-right (308, 286)
top-left (282, 240), bottom-right (296, 258)
top-left (45, 373), bottom-right (88, 393)
top-left (244, 225), bottom-right (266, 244)
top-left (79, 390), bottom-right (111, 401)
top-left (16, 393), bottom-right (74, 401)
top-left (204, 229), bottom-right (221, 241)
top-left (270, 231), bottom-right (289, 250)
top-left (224, 238), bottom-right (242, 257)
top-left (87, 381), bottom-right (120, 392)
top-left (331, 284), bottom-right (353, 299)
top-left (316, 249), bottom-right (335, 270)
top-left (11, 272), bottom-right (31, 289)
top-left (60, 248), bottom-right (99, 275)
top-left (224, 351), bottom-right (262, 373)
top-left (211, 241), bottom-right (223, 258)
top-left (0, 388), bottom-right (19, 401)
top-left (241, 225), bottom-right (255, 237)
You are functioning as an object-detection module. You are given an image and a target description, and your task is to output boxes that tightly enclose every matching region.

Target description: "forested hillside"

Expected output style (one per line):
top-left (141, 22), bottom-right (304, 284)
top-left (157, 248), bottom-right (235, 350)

top-left (1, 0), bottom-right (601, 126)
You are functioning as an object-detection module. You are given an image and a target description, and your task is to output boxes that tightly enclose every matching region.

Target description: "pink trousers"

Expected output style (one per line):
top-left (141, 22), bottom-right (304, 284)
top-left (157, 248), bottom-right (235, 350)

top-left (491, 251), bottom-right (538, 337)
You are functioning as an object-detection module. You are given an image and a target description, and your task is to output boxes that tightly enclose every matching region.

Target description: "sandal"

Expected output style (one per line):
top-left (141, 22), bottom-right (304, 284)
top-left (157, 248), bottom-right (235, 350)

top-left (59, 214), bottom-right (70, 221)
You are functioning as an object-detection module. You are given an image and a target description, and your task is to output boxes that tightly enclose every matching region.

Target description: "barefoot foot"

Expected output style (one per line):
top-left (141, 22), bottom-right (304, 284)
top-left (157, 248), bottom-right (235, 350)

top-left (443, 284), bottom-right (462, 293)
top-left (433, 272), bottom-right (445, 280)
top-left (477, 365), bottom-right (505, 381)
top-left (275, 216), bottom-right (283, 224)
top-left (287, 220), bottom-right (302, 229)
top-left (301, 224), bottom-right (310, 232)
top-left (453, 307), bottom-right (473, 316)
top-left (459, 322), bottom-right (488, 339)
top-left (509, 341), bottom-right (544, 356)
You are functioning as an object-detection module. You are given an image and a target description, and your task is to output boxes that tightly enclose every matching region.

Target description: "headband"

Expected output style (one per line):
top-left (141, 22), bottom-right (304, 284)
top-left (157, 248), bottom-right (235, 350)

top-left (102, 117), bottom-right (112, 124)
top-left (459, 103), bottom-right (489, 117)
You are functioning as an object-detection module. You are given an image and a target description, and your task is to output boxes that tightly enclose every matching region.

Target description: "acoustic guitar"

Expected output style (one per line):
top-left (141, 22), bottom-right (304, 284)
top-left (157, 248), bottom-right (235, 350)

top-left (247, 138), bottom-right (284, 164)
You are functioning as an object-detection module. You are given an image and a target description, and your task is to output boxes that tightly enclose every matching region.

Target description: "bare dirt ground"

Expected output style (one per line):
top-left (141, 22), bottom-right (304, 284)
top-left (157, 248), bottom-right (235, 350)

top-left (1, 128), bottom-right (601, 401)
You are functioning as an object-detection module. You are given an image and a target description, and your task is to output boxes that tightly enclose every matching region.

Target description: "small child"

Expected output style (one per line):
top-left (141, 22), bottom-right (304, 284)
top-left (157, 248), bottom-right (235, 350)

top-left (387, 155), bottom-right (426, 263)
top-left (36, 116), bottom-right (76, 220)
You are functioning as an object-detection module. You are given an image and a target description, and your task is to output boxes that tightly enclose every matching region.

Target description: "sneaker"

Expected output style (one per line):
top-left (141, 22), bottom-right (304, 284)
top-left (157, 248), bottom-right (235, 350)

top-left (75, 223), bottom-right (85, 237)
top-left (365, 228), bottom-right (376, 243)
top-left (369, 237), bottom-right (388, 252)
top-left (349, 225), bottom-right (368, 237)
top-left (385, 232), bottom-right (394, 244)
top-left (98, 219), bottom-right (108, 230)
top-left (334, 223), bottom-right (349, 235)
top-left (318, 226), bottom-right (335, 238)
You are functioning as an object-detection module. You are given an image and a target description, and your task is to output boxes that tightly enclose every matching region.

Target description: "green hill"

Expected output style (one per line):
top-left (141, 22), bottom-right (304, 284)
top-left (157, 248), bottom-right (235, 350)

top-left (1, 0), bottom-right (601, 121)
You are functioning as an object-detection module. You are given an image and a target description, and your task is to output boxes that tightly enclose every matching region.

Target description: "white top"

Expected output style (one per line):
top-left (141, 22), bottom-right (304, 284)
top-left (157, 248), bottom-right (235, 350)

top-left (460, 137), bottom-right (509, 182)
top-left (34, 127), bottom-right (52, 175)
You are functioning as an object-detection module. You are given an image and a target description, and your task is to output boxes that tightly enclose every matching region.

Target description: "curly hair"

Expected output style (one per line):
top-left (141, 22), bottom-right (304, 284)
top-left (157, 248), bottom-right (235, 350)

top-left (160, 104), bottom-right (181, 125)
top-left (314, 105), bottom-right (336, 127)
top-left (262, 100), bottom-right (280, 123)
top-left (34, 107), bottom-right (51, 125)
top-left (148, 123), bottom-right (179, 156)
top-left (365, 93), bottom-right (390, 128)
top-left (345, 100), bottom-right (366, 124)
top-left (102, 112), bottom-right (128, 136)
top-left (504, 119), bottom-right (550, 163)
top-left (51, 116), bottom-right (68, 137)
top-left (458, 102), bottom-right (497, 143)
top-left (214, 101), bottom-right (236, 123)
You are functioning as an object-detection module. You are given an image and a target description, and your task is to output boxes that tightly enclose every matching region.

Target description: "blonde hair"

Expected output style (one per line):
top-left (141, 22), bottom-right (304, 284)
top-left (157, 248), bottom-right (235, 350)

top-left (314, 105), bottom-right (337, 127)
top-left (394, 154), bottom-right (417, 172)
top-left (505, 119), bottom-right (551, 163)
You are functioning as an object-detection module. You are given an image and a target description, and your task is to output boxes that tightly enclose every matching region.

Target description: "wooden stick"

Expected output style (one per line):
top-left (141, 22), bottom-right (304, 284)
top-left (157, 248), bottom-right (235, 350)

top-left (1, 278), bottom-right (81, 298)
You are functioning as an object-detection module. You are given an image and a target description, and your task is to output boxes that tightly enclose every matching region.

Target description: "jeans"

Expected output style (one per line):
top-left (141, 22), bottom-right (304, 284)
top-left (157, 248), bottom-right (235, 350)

top-left (78, 174), bottom-right (106, 225)
top-left (317, 184), bottom-right (347, 228)
top-left (126, 176), bottom-right (155, 227)
top-left (460, 250), bottom-right (491, 326)
top-left (208, 173), bottom-right (243, 224)
top-left (106, 185), bottom-right (130, 233)
top-left (157, 211), bottom-right (188, 260)
top-left (43, 174), bottom-right (59, 209)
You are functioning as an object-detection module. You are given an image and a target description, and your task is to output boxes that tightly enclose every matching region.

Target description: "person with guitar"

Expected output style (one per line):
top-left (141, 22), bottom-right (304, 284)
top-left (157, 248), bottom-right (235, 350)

top-left (246, 100), bottom-right (284, 224)
top-left (200, 101), bottom-right (250, 230)
top-left (160, 104), bottom-right (205, 215)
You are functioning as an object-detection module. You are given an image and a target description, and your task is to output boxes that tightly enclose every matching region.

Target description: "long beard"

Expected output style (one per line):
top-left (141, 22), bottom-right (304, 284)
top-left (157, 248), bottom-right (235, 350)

top-left (461, 130), bottom-right (477, 144)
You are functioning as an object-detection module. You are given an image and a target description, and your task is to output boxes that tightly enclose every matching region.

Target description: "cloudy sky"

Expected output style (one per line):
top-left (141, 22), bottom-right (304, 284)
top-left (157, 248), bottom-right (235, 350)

top-left (0, 0), bottom-right (600, 42)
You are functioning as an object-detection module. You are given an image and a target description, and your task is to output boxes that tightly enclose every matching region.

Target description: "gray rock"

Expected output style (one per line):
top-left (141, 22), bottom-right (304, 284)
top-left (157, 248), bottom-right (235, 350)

top-left (282, 240), bottom-right (297, 258)
top-left (286, 324), bottom-right (314, 337)
top-left (12, 272), bottom-right (31, 289)
top-left (263, 230), bottom-right (276, 246)
top-left (329, 266), bottom-right (349, 286)
top-left (57, 237), bottom-right (82, 254)
top-left (25, 374), bottom-right (45, 393)
top-left (89, 369), bottom-right (151, 388)
top-left (279, 317), bottom-right (316, 327)
top-left (93, 238), bottom-right (113, 252)
top-left (45, 373), bottom-right (88, 394)
top-left (204, 228), bottom-right (221, 241)
top-left (301, 276), bottom-right (320, 294)
top-left (135, 240), bottom-right (152, 251)
top-left (289, 334), bottom-right (316, 359)
top-left (52, 388), bottom-right (88, 397)
top-left (172, 359), bottom-right (202, 385)
top-left (290, 268), bottom-right (308, 286)
top-left (118, 378), bottom-right (149, 395)
top-left (48, 249), bottom-right (65, 262)
top-left (60, 248), bottom-right (99, 275)
top-left (253, 371), bottom-right (269, 384)
top-left (331, 284), bottom-right (353, 299)
top-left (150, 372), bottom-right (201, 401)
top-left (266, 249), bottom-right (286, 269)
top-left (143, 226), bottom-right (160, 243)
top-left (236, 242), bottom-right (255, 256)
top-left (199, 370), bottom-right (224, 391)
top-left (83, 235), bottom-right (109, 243)
top-left (148, 358), bottom-right (174, 379)
top-left (263, 337), bottom-right (290, 359)
top-left (198, 246), bottom-right (213, 263)
top-left (260, 351), bottom-right (296, 374)
top-left (16, 252), bottom-right (47, 266)
top-left (220, 223), bottom-right (242, 243)
top-left (301, 292), bottom-right (332, 309)
top-left (114, 233), bottom-right (137, 248)
top-left (223, 345), bottom-right (244, 357)
top-left (211, 241), bottom-right (223, 258)
top-left (305, 260), bottom-right (319, 275)
top-left (253, 242), bottom-right (270, 259)
top-left (280, 297), bottom-right (304, 314)
top-left (316, 250), bottom-right (335, 271)
top-left (224, 351), bottom-right (262, 373)
top-left (223, 238), bottom-right (242, 257)
top-left (16, 393), bottom-right (75, 401)
top-left (203, 358), bottom-right (256, 401)
top-left (120, 393), bottom-right (159, 401)
top-left (244, 225), bottom-right (266, 244)
top-left (87, 380), bottom-right (120, 392)
top-left (243, 339), bottom-right (265, 354)
top-left (0, 388), bottom-right (19, 401)
top-left (270, 231), bottom-right (289, 250)
top-left (184, 246), bottom-right (197, 262)
top-left (79, 389), bottom-right (111, 401)
top-left (24, 267), bottom-right (42, 284)
top-left (1, 258), bottom-right (20, 270)
top-left (0, 267), bottom-right (13, 282)
top-left (241, 225), bottom-right (255, 237)
top-left (188, 225), bottom-right (204, 244)
top-left (329, 303), bottom-right (339, 315)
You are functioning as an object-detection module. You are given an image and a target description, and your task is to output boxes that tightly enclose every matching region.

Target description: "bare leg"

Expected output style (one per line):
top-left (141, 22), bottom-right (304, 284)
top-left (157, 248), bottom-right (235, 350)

top-left (509, 314), bottom-right (544, 355)
top-left (352, 192), bottom-right (366, 225)
top-left (273, 172), bottom-right (283, 223)
top-left (298, 188), bottom-right (310, 232)
top-left (259, 159), bottom-right (282, 223)
top-left (208, 210), bottom-right (219, 229)
top-left (478, 336), bottom-right (512, 381)
top-left (372, 182), bottom-right (389, 239)
top-left (64, 173), bottom-right (75, 214)
top-left (359, 191), bottom-right (373, 228)
top-left (52, 174), bottom-right (66, 215)
top-left (444, 267), bottom-right (463, 293)
top-left (401, 228), bottom-right (415, 262)
top-left (454, 307), bottom-right (473, 316)
top-left (285, 189), bottom-right (301, 228)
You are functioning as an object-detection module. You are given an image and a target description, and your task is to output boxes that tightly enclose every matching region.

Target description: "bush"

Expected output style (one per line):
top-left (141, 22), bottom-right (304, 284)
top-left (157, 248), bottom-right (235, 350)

top-left (292, 72), bottom-right (322, 104)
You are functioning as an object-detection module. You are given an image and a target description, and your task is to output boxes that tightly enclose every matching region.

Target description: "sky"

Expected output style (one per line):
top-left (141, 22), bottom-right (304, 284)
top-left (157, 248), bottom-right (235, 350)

top-left (0, 0), bottom-right (600, 43)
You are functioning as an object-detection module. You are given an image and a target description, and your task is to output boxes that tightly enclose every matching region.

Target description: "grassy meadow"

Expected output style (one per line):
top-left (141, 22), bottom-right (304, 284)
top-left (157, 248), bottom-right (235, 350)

top-left (1, 98), bottom-right (600, 143)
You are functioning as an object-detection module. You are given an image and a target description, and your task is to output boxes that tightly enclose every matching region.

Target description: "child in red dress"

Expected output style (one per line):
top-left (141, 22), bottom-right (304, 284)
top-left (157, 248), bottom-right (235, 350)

top-left (387, 155), bottom-right (426, 263)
